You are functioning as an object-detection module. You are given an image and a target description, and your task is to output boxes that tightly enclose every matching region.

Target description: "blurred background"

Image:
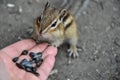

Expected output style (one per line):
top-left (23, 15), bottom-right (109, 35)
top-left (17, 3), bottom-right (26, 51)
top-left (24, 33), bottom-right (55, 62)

top-left (0, 0), bottom-right (120, 80)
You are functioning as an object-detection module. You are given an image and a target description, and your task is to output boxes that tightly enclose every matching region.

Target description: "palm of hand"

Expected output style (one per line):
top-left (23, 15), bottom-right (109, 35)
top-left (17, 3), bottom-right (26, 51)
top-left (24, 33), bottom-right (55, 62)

top-left (0, 39), bottom-right (57, 80)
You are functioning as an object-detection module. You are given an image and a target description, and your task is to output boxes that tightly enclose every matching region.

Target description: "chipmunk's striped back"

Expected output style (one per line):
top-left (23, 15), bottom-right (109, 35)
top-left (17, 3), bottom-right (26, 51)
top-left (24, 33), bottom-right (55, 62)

top-left (59, 10), bottom-right (75, 31)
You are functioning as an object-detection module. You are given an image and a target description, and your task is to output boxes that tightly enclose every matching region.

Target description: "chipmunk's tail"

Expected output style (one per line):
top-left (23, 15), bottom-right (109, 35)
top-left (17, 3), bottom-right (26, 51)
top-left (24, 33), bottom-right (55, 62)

top-left (75, 0), bottom-right (90, 19)
top-left (60, 0), bottom-right (90, 19)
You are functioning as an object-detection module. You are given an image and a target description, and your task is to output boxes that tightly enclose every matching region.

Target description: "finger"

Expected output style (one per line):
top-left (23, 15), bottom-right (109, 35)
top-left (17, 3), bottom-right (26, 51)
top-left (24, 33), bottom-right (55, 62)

top-left (38, 55), bottom-right (55, 80)
top-left (0, 55), bottom-right (11, 80)
top-left (29, 43), bottom-right (48, 53)
top-left (42, 46), bottom-right (58, 59)
top-left (1, 39), bottom-right (36, 58)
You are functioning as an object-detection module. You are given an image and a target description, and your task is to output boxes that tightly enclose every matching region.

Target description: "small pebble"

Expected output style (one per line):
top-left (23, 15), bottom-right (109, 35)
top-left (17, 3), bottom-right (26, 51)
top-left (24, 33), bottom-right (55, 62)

top-left (113, 7), bottom-right (118, 11)
top-left (7, 3), bottom-right (15, 8)
top-left (115, 54), bottom-right (120, 63)
top-left (19, 6), bottom-right (22, 13)
top-left (82, 11), bottom-right (87, 15)
top-left (114, 38), bottom-right (120, 47)
top-left (17, 36), bottom-right (23, 40)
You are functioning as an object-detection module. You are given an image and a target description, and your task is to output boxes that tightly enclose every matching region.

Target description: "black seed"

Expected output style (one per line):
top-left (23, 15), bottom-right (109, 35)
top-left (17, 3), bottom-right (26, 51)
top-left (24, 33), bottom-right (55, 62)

top-left (22, 59), bottom-right (33, 67)
top-left (16, 63), bottom-right (24, 69)
top-left (29, 60), bottom-right (36, 64)
top-left (25, 67), bottom-right (32, 72)
top-left (21, 50), bottom-right (28, 55)
top-left (36, 59), bottom-right (43, 67)
top-left (19, 59), bottom-right (29, 69)
top-left (36, 62), bottom-right (42, 67)
top-left (20, 59), bottom-right (28, 64)
top-left (32, 67), bottom-right (37, 72)
top-left (41, 59), bottom-right (43, 62)
top-left (12, 57), bottom-right (19, 62)
top-left (37, 52), bottom-right (42, 57)
top-left (34, 58), bottom-right (40, 63)
top-left (34, 72), bottom-right (40, 76)
top-left (29, 52), bottom-right (35, 58)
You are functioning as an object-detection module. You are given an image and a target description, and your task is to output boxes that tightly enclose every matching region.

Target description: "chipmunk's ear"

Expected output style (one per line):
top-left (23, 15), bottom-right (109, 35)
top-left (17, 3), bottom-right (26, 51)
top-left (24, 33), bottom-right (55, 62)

top-left (59, 9), bottom-right (67, 21)
top-left (44, 1), bottom-right (50, 11)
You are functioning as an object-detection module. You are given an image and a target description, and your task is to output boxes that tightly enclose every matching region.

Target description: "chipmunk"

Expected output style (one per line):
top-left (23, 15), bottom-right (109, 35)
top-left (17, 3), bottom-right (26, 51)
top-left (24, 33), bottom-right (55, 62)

top-left (32, 2), bottom-right (83, 58)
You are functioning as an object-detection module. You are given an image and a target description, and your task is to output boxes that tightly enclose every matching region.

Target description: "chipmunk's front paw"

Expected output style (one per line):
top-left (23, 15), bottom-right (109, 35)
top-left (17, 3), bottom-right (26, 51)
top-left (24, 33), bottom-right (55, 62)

top-left (67, 49), bottom-right (79, 58)
top-left (67, 46), bottom-right (82, 58)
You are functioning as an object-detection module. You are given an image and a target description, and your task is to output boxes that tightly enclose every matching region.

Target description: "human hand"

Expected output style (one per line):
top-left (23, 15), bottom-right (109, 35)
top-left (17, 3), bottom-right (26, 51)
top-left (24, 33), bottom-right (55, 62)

top-left (0, 39), bottom-right (57, 80)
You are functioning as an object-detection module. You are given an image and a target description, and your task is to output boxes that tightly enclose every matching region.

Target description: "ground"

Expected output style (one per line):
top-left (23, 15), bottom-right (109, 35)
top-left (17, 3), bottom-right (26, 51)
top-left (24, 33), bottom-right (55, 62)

top-left (0, 0), bottom-right (120, 80)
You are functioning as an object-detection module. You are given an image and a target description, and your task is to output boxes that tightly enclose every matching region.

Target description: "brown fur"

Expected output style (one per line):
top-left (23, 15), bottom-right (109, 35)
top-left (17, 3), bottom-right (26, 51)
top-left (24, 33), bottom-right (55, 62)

top-left (32, 2), bottom-right (79, 58)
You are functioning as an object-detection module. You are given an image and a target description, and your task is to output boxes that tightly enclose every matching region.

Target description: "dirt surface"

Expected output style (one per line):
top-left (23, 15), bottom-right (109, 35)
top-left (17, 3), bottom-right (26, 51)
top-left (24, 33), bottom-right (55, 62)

top-left (0, 0), bottom-right (120, 80)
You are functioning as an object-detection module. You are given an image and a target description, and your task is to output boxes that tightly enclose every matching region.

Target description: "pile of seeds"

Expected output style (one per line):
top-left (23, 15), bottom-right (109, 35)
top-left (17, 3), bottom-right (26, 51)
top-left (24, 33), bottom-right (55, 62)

top-left (12, 50), bottom-right (43, 76)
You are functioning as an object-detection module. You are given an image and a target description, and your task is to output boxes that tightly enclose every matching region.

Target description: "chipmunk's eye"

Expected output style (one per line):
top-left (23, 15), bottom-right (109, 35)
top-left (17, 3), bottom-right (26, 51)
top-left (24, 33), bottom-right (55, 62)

top-left (51, 21), bottom-right (57, 27)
